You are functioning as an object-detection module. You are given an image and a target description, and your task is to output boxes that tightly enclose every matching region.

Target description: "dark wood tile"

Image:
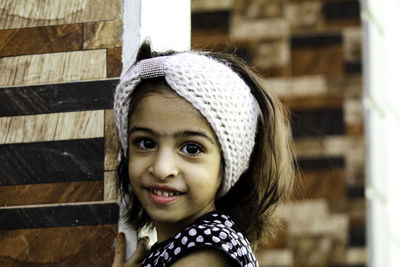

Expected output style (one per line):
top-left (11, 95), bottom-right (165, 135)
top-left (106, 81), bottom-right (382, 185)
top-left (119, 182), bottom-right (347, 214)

top-left (291, 108), bottom-right (345, 137)
top-left (0, 202), bottom-right (118, 230)
top-left (345, 62), bottom-right (362, 74)
top-left (291, 33), bottom-right (342, 48)
top-left (0, 224), bottom-right (117, 266)
top-left (291, 45), bottom-right (344, 76)
top-left (107, 47), bottom-right (122, 78)
top-left (347, 185), bottom-right (365, 199)
top-left (192, 10), bottom-right (231, 30)
top-left (0, 181), bottom-right (103, 206)
top-left (0, 138), bottom-right (104, 185)
top-left (0, 79), bottom-right (117, 117)
top-left (282, 95), bottom-right (343, 110)
top-left (0, 24), bottom-right (82, 57)
top-left (348, 226), bottom-right (366, 246)
top-left (323, 0), bottom-right (360, 21)
top-left (297, 157), bottom-right (345, 170)
top-left (295, 168), bottom-right (347, 200)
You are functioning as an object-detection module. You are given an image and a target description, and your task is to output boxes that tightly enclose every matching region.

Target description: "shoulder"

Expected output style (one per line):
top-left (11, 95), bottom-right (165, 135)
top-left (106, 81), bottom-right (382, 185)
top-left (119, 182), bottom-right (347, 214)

top-left (171, 248), bottom-right (233, 267)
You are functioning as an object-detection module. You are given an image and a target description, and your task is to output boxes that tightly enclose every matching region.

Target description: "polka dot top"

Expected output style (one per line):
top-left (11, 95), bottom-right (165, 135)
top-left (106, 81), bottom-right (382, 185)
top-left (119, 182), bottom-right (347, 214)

top-left (142, 210), bottom-right (259, 267)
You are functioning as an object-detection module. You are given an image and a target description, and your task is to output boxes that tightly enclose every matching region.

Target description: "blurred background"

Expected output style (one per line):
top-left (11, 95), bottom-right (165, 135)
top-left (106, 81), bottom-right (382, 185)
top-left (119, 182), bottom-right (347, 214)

top-left (0, 0), bottom-right (367, 266)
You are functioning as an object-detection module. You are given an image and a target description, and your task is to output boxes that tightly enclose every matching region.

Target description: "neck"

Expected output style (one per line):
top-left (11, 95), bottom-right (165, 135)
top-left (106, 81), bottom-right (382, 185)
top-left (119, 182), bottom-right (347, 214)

top-left (154, 207), bottom-right (216, 243)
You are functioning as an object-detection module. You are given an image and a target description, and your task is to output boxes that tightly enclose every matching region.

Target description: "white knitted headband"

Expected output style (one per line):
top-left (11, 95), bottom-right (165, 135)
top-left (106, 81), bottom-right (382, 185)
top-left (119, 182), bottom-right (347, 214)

top-left (114, 52), bottom-right (259, 196)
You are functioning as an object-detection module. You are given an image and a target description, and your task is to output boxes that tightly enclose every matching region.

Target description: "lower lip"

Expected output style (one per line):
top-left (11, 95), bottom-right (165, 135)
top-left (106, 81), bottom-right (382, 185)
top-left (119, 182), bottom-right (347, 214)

top-left (147, 190), bottom-right (181, 204)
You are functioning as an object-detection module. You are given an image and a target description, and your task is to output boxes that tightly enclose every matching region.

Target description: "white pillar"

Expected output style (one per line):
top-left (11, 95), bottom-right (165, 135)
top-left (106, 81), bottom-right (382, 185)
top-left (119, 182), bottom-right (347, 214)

top-left (119, 0), bottom-right (191, 259)
top-left (362, 1), bottom-right (400, 266)
top-left (122, 0), bottom-right (191, 73)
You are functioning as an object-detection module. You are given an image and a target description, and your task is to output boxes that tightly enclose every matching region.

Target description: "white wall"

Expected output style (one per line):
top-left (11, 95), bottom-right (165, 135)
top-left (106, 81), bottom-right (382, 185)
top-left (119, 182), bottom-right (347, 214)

top-left (362, 1), bottom-right (400, 266)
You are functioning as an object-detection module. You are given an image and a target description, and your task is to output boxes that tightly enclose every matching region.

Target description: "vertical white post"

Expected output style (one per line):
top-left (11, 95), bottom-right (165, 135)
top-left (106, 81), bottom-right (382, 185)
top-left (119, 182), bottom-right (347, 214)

top-left (362, 0), bottom-right (400, 266)
top-left (120, 0), bottom-right (191, 259)
top-left (122, 0), bottom-right (191, 73)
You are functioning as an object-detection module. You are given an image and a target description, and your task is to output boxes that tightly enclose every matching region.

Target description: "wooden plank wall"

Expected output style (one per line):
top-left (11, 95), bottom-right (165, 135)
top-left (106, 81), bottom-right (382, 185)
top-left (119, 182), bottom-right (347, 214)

top-left (0, 0), bottom-right (122, 266)
top-left (191, 0), bottom-right (366, 266)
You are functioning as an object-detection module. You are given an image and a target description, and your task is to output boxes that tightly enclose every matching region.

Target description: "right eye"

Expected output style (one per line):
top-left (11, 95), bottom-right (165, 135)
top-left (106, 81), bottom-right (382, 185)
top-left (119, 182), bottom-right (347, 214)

top-left (135, 138), bottom-right (156, 150)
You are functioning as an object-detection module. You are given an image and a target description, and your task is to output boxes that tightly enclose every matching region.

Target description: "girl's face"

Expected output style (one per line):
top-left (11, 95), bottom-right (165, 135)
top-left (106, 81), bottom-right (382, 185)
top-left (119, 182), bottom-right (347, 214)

top-left (128, 84), bottom-right (222, 238)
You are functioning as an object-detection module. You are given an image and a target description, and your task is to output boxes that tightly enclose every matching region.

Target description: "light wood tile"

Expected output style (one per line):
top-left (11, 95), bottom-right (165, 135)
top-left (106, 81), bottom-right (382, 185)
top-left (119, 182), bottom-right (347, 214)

top-left (231, 18), bottom-right (289, 42)
top-left (104, 171), bottom-right (118, 201)
top-left (83, 20), bottom-right (122, 49)
top-left (0, 50), bottom-right (106, 87)
top-left (0, 111), bottom-right (104, 144)
top-left (0, 0), bottom-right (121, 30)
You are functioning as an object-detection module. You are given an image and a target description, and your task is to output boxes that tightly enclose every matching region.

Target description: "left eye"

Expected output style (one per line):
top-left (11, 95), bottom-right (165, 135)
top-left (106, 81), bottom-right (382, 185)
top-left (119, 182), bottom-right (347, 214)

top-left (181, 143), bottom-right (203, 156)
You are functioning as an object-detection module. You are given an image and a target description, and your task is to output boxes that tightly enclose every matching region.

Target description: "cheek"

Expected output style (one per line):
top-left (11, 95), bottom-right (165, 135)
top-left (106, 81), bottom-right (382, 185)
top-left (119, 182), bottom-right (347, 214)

top-left (127, 156), bottom-right (144, 187)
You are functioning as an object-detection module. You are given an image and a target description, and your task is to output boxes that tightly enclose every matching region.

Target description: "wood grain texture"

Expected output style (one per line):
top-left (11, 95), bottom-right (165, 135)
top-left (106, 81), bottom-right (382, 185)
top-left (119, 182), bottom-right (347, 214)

top-left (104, 171), bottom-right (117, 201)
top-left (291, 45), bottom-right (344, 76)
top-left (0, 0), bottom-right (121, 30)
top-left (107, 47), bottom-right (122, 78)
top-left (0, 111), bottom-right (104, 144)
top-left (0, 50), bottom-right (107, 87)
top-left (0, 79), bottom-right (116, 117)
top-left (0, 181), bottom-right (103, 206)
top-left (104, 110), bottom-right (119, 171)
top-left (83, 20), bottom-right (122, 49)
top-left (231, 18), bottom-right (289, 42)
top-left (296, 168), bottom-right (347, 200)
top-left (0, 138), bottom-right (104, 185)
top-left (0, 24), bottom-right (82, 57)
top-left (0, 202), bottom-right (118, 230)
top-left (0, 224), bottom-right (117, 266)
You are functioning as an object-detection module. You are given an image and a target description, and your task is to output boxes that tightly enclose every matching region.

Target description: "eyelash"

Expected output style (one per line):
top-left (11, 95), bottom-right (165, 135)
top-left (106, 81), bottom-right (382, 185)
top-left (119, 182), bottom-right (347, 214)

top-left (133, 138), bottom-right (204, 156)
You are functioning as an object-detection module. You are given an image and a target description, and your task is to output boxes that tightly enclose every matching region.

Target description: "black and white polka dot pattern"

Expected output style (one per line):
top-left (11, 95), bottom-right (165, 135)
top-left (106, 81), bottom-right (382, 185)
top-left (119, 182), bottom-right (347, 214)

top-left (142, 211), bottom-right (259, 267)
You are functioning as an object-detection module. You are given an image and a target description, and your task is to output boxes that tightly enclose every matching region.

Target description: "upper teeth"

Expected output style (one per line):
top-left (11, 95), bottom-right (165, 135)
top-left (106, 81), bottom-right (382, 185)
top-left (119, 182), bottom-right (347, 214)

top-left (151, 189), bottom-right (179, 197)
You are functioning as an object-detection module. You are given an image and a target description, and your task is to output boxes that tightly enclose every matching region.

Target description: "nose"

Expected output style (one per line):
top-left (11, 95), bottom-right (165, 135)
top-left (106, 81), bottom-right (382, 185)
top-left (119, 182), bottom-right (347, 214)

top-left (149, 148), bottom-right (179, 180)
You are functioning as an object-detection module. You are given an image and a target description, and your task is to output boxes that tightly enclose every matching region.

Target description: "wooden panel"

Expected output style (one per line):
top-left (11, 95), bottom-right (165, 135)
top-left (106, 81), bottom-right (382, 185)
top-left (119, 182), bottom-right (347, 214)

top-left (231, 18), bottom-right (289, 42)
top-left (0, 138), bottom-right (104, 185)
top-left (104, 171), bottom-right (118, 201)
top-left (0, 111), bottom-right (104, 144)
top-left (0, 202), bottom-right (118, 230)
top-left (192, 10), bottom-right (230, 30)
top-left (291, 33), bottom-right (344, 76)
top-left (0, 181), bottom-right (103, 206)
top-left (0, 0), bottom-right (121, 30)
top-left (0, 24), bottom-right (82, 57)
top-left (296, 168), bottom-right (347, 200)
top-left (291, 108), bottom-right (344, 137)
top-left (0, 79), bottom-right (116, 117)
top-left (323, 0), bottom-right (361, 28)
top-left (0, 50), bottom-right (107, 87)
top-left (83, 20), bottom-right (122, 49)
top-left (0, 225), bottom-right (117, 266)
top-left (107, 47), bottom-right (122, 78)
top-left (104, 110), bottom-right (119, 171)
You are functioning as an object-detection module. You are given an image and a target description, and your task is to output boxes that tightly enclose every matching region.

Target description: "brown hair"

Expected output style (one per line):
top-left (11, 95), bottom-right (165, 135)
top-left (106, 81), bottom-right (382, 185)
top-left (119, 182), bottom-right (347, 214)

top-left (117, 41), bottom-right (296, 244)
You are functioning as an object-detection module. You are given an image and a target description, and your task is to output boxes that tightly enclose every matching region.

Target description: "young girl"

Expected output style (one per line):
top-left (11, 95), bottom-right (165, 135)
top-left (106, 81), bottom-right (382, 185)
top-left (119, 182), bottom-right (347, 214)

top-left (112, 41), bottom-right (295, 267)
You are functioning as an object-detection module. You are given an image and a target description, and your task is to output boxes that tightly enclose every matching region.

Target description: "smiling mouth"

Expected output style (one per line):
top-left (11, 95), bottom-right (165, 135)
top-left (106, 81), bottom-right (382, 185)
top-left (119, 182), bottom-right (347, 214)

top-left (146, 186), bottom-right (184, 204)
top-left (149, 188), bottom-right (182, 197)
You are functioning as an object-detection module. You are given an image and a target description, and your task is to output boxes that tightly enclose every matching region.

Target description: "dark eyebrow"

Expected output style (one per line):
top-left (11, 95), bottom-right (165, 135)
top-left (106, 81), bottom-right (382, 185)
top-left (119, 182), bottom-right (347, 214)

top-left (129, 127), bottom-right (155, 136)
top-left (129, 127), bottom-right (216, 145)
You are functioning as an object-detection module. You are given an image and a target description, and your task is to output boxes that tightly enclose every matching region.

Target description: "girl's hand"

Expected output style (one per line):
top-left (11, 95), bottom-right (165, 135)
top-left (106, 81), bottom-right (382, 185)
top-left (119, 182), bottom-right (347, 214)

top-left (112, 233), bottom-right (150, 267)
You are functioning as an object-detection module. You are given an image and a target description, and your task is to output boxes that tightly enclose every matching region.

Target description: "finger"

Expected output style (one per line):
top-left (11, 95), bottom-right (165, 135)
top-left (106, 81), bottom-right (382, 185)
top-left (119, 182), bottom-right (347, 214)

top-left (126, 236), bottom-right (150, 265)
top-left (112, 232), bottom-right (126, 267)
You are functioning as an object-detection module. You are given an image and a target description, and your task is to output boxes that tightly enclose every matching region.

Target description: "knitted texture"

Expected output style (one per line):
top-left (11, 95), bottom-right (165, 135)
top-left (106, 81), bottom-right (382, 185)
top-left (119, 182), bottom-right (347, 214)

top-left (114, 52), bottom-right (259, 196)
